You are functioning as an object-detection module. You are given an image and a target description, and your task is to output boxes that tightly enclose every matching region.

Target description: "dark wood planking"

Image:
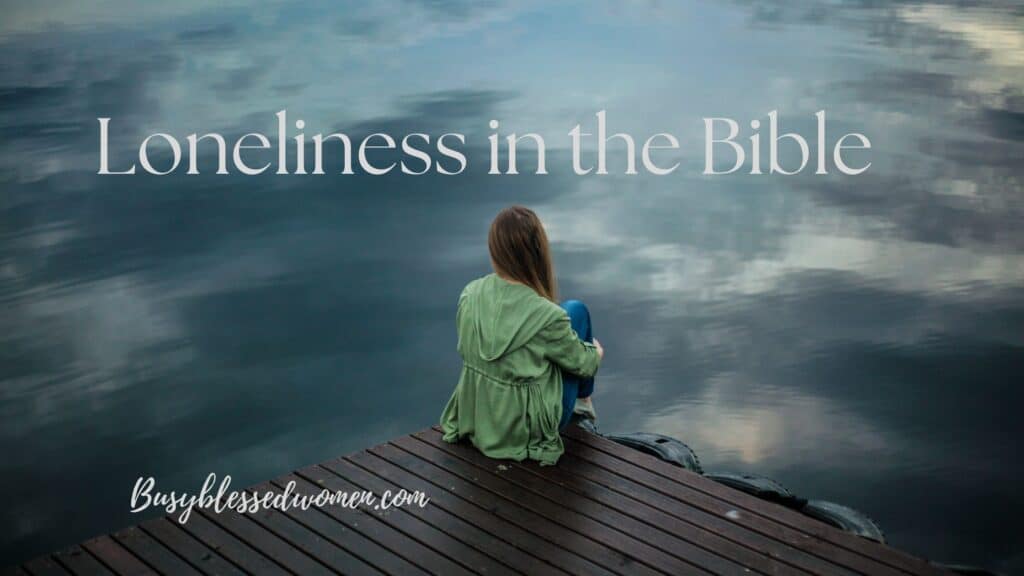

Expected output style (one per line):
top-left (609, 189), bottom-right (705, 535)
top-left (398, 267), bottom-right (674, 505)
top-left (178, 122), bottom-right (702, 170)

top-left (14, 427), bottom-right (951, 576)
top-left (242, 482), bottom-right (383, 576)
top-left (560, 429), bottom-right (940, 575)
top-left (80, 536), bottom-right (153, 576)
top-left (51, 545), bottom-right (114, 576)
top-left (261, 479), bottom-right (429, 576)
top-left (364, 444), bottom-right (618, 573)
top-left (562, 426), bottom-right (951, 576)
top-left (21, 555), bottom-right (71, 576)
top-left (294, 463), bottom-right (513, 576)
top-left (410, 432), bottom-right (756, 576)
top-left (176, 513), bottom-right (286, 575)
top-left (390, 435), bottom-right (709, 576)
top-left (308, 459), bottom-right (522, 576)
top-left (326, 453), bottom-right (560, 576)
top-left (557, 440), bottom-right (893, 575)
top-left (137, 518), bottom-right (245, 576)
top-left (276, 473), bottom-right (473, 576)
top-left (557, 438), bottom-right (884, 573)
top-left (378, 437), bottom-right (664, 576)
top-left (196, 502), bottom-right (333, 576)
top-left (553, 449), bottom-right (870, 576)
top-left (552, 452), bottom-right (829, 575)
top-left (414, 429), bottom-right (812, 576)
top-left (112, 526), bottom-right (201, 576)
top-left (354, 445), bottom-right (616, 576)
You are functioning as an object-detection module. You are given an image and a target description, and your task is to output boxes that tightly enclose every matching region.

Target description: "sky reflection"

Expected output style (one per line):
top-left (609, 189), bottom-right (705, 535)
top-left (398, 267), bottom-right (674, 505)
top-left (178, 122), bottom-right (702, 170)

top-left (1, 0), bottom-right (1022, 570)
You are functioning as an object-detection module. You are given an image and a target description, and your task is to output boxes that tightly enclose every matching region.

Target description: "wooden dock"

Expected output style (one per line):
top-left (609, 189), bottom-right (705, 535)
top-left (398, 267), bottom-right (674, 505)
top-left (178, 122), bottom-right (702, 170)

top-left (10, 426), bottom-right (951, 576)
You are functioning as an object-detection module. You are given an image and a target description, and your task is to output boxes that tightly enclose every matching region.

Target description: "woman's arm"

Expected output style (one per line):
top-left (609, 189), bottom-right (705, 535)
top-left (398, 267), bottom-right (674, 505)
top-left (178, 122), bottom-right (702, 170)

top-left (538, 313), bottom-right (602, 378)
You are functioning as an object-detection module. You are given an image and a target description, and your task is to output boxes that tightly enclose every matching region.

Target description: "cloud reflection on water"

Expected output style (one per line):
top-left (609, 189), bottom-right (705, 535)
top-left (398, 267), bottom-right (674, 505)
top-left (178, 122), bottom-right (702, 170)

top-left (0, 0), bottom-right (1022, 570)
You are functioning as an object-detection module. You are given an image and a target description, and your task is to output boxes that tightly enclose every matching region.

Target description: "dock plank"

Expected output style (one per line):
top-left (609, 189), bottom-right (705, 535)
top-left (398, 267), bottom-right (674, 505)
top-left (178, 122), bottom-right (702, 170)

top-left (277, 473), bottom-right (474, 576)
top-left (261, 479), bottom-right (429, 576)
top-left (242, 482), bottom-right (383, 576)
top-left (391, 434), bottom-right (706, 576)
top-left (539, 450), bottom-right (830, 575)
top-left (356, 444), bottom-right (615, 576)
top-left (21, 555), bottom-right (71, 576)
top-left (296, 462), bottom-right (515, 576)
top-left (379, 437), bottom-right (663, 576)
top-left (408, 431), bottom-right (748, 575)
top-left (325, 455), bottom-right (561, 576)
top-left (364, 444), bottom-right (626, 573)
top-left (415, 428), bottom-right (813, 576)
top-left (52, 545), bottom-right (114, 576)
top-left (137, 517), bottom-right (245, 576)
top-left (555, 444), bottom-right (890, 576)
top-left (176, 513), bottom-right (285, 575)
top-left (112, 526), bottom-right (201, 576)
top-left (12, 427), bottom-right (952, 576)
top-left (80, 536), bottom-right (152, 576)
top-left (563, 426), bottom-right (950, 576)
top-left (197, 504), bottom-right (332, 575)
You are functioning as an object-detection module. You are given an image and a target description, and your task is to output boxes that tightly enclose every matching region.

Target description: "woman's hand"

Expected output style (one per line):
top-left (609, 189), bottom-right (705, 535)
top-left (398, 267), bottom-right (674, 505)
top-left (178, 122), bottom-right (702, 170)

top-left (593, 338), bottom-right (604, 360)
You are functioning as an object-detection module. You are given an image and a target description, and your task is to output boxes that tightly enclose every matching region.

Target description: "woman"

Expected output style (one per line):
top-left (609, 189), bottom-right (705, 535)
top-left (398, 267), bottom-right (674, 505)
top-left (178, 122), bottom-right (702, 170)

top-left (440, 205), bottom-right (604, 465)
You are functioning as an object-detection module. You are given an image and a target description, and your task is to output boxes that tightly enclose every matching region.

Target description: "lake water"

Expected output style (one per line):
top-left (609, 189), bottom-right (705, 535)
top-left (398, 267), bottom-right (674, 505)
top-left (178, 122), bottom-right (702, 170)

top-left (1, 1), bottom-right (1022, 571)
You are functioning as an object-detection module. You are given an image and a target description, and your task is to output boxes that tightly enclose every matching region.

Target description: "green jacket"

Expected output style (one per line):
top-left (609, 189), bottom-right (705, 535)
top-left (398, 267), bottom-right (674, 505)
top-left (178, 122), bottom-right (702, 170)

top-left (440, 273), bottom-right (601, 465)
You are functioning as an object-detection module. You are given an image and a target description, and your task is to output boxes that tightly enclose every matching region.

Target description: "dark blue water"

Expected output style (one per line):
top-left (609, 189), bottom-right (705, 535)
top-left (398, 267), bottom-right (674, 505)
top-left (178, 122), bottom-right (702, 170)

top-left (2, 1), bottom-right (1022, 571)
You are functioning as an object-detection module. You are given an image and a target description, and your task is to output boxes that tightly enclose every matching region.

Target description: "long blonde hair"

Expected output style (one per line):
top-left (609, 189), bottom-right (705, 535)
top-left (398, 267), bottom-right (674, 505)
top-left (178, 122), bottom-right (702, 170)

top-left (488, 206), bottom-right (558, 301)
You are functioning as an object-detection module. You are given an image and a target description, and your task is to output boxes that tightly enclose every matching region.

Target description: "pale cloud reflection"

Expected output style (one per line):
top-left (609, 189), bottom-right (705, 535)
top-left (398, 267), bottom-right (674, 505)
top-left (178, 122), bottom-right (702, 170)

top-left (546, 180), bottom-right (1024, 311)
top-left (0, 0), bottom-right (267, 35)
top-left (1, 0), bottom-right (1022, 568)
top-left (0, 226), bottom-right (296, 406)
top-left (0, 0), bottom-right (527, 39)
top-left (2, 274), bottom-right (190, 399)
top-left (900, 4), bottom-right (1024, 69)
top-left (641, 375), bottom-right (894, 468)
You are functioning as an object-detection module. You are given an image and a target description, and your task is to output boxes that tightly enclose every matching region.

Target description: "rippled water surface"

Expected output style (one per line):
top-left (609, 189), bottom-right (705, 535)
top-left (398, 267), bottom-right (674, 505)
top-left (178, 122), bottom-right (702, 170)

top-left (2, 1), bottom-right (1023, 570)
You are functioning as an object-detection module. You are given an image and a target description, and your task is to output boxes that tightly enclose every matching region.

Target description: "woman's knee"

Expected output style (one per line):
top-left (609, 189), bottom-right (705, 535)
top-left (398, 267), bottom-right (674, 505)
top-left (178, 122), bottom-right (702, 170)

top-left (561, 299), bottom-right (588, 319)
top-left (560, 299), bottom-right (591, 336)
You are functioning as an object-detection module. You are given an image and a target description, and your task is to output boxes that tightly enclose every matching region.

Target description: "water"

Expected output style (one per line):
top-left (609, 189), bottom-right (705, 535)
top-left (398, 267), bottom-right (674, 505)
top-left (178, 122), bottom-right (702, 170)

top-left (1, 1), bottom-right (1022, 571)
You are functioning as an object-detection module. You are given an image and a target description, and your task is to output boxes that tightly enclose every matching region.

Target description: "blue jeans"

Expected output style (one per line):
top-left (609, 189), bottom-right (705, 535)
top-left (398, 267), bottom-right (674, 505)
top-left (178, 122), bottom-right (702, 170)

top-left (559, 299), bottom-right (595, 430)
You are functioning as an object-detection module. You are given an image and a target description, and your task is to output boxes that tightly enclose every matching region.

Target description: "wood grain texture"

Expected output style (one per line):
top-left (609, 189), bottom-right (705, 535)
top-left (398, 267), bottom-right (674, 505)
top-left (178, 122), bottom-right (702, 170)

top-left (12, 427), bottom-right (953, 576)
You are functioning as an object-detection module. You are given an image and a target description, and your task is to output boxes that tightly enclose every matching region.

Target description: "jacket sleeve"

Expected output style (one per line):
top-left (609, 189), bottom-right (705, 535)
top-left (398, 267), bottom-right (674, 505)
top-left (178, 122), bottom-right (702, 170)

top-left (538, 313), bottom-right (601, 378)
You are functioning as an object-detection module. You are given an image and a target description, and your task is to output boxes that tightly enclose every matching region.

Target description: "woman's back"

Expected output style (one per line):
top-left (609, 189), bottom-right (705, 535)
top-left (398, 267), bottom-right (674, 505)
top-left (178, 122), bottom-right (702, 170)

top-left (440, 273), bottom-right (599, 465)
top-left (457, 274), bottom-right (566, 384)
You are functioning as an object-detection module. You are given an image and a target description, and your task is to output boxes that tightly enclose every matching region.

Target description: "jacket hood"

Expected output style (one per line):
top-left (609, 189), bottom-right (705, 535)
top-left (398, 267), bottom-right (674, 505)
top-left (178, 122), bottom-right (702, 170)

top-left (460, 274), bottom-right (561, 362)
